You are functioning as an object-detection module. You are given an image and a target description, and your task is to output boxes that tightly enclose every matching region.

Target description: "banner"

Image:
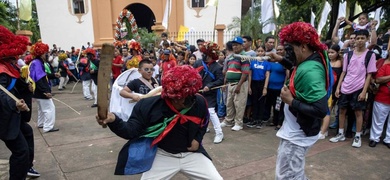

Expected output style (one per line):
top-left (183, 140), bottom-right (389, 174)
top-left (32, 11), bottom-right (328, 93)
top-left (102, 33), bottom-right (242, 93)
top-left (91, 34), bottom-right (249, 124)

top-left (206, 0), bottom-right (218, 7)
top-left (317, 1), bottom-right (331, 35)
top-left (162, 0), bottom-right (172, 29)
top-left (374, 7), bottom-right (381, 30)
top-left (261, 0), bottom-right (275, 34)
top-left (19, 0), bottom-right (32, 21)
top-left (310, 10), bottom-right (316, 27)
top-left (177, 25), bottom-right (189, 41)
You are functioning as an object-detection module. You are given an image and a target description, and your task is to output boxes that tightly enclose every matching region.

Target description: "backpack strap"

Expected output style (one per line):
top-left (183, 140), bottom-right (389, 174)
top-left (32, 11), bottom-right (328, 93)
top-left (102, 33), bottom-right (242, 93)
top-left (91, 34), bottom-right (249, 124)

top-left (201, 61), bottom-right (216, 80)
top-left (364, 51), bottom-right (374, 71)
top-left (6, 78), bottom-right (16, 91)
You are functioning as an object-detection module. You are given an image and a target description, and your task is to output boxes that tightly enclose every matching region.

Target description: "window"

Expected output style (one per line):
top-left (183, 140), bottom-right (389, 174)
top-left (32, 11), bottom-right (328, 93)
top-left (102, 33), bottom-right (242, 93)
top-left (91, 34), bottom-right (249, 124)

top-left (191, 0), bottom-right (205, 8)
top-left (73, 0), bottom-right (85, 14)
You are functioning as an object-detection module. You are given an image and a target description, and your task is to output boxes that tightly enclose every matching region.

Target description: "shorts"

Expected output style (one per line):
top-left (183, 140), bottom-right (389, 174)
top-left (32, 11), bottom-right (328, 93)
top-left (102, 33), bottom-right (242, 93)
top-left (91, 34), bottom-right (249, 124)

top-left (338, 88), bottom-right (366, 110)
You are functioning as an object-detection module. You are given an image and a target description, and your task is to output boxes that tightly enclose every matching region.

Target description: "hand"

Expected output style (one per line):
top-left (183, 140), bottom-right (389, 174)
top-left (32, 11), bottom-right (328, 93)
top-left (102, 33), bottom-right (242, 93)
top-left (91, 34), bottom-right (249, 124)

top-left (202, 86), bottom-right (210, 92)
top-left (280, 86), bottom-right (293, 105)
top-left (28, 83), bottom-right (33, 92)
top-left (133, 95), bottom-right (141, 102)
top-left (337, 17), bottom-right (345, 22)
top-left (265, 52), bottom-right (283, 62)
top-left (43, 93), bottom-right (52, 98)
top-left (234, 85), bottom-right (241, 94)
top-left (371, 20), bottom-right (378, 27)
top-left (96, 112), bottom-right (116, 127)
top-left (187, 139), bottom-right (200, 151)
top-left (335, 89), bottom-right (340, 98)
top-left (358, 92), bottom-right (366, 102)
top-left (90, 69), bottom-right (95, 74)
top-left (221, 85), bottom-right (227, 92)
top-left (16, 99), bottom-right (29, 111)
top-left (55, 73), bottom-right (60, 78)
top-left (248, 87), bottom-right (252, 95)
top-left (262, 88), bottom-right (267, 96)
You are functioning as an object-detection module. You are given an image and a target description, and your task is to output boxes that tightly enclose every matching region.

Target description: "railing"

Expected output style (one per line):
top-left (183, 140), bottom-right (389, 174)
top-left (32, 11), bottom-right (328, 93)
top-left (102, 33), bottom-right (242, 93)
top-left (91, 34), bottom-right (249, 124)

top-left (168, 30), bottom-right (240, 46)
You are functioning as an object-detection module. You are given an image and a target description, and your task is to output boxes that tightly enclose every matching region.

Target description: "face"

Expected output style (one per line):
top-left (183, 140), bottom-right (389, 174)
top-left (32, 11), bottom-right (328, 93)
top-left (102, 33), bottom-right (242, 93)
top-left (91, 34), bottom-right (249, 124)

top-left (122, 49), bottom-right (128, 57)
top-left (327, 49), bottom-right (338, 60)
top-left (256, 39), bottom-right (262, 46)
top-left (218, 52), bottom-right (225, 60)
top-left (358, 14), bottom-right (368, 26)
top-left (189, 56), bottom-right (196, 65)
top-left (232, 43), bottom-right (243, 54)
top-left (178, 54), bottom-right (184, 60)
top-left (243, 38), bottom-right (251, 50)
top-left (354, 35), bottom-right (368, 48)
top-left (197, 41), bottom-right (204, 48)
top-left (276, 45), bottom-right (285, 56)
top-left (256, 47), bottom-right (265, 57)
top-left (138, 63), bottom-right (154, 80)
top-left (265, 38), bottom-right (275, 51)
top-left (349, 34), bottom-right (356, 46)
top-left (114, 49), bottom-right (119, 56)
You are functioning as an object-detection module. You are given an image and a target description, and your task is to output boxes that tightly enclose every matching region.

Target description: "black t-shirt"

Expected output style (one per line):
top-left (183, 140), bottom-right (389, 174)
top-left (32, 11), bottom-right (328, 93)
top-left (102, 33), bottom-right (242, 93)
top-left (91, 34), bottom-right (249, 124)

top-left (126, 78), bottom-right (158, 94)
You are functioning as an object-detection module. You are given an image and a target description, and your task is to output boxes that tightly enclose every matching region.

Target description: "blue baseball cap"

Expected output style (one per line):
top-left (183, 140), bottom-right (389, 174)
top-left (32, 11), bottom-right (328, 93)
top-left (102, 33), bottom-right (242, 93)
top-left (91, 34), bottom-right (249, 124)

top-left (163, 49), bottom-right (171, 55)
top-left (232, 36), bottom-right (243, 44)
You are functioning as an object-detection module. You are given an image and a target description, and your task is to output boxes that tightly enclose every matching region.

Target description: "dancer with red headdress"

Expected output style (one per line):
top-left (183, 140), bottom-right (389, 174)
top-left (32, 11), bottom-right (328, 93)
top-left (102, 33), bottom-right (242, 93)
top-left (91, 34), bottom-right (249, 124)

top-left (97, 65), bottom-right (222, 179)
top-left (267, 22), bottom-right (334, 179)
top-left (0, 25), bottom-right (40, 179)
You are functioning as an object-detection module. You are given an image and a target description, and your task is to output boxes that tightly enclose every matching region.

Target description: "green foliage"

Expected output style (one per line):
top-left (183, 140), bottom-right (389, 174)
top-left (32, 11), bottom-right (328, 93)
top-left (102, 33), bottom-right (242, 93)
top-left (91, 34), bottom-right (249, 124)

top-left (227, 6), bottom-right (268, 40)
top-left (137, 28), bottom-right (158, 50)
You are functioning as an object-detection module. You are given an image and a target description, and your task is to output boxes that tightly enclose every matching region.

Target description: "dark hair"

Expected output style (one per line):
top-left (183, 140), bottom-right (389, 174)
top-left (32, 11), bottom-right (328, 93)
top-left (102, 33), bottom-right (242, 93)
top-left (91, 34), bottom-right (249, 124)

top-left (329, 44), bottom-right (341, 60)
top-left (177, 51), bottom-right (185, 56)
top-left (265, 36), bottom-right (275, 43)
top-left (162, 40), bottom-right (170, 47)
top-left (242, 35), bottom-right (252, 42)
top-left (225, 41), bottom-right (233, 51)
top-left (161, 32), bottom-right (168, 38)
top-left (196, 39), bottom-right (205, 43)
top-left (189, 54), bottom-right (196, 60)
top-left (355, 30), bottom-right (369, 38)
top-left (138, 59), bottom-right (153, 68)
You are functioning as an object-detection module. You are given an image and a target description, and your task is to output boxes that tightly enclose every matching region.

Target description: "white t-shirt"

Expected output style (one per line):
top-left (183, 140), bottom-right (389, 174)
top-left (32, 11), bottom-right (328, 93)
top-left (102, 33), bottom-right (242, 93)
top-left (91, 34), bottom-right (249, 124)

top-left (276, 105), bottom-right (319, 147)
top-left (66, 58), bottom-right (75, 70)
top-left (17, 59), bottom-right (26, 68)
top-left (51, 56), bottom-right (59, 68)
top-left (153, 64), bottom-right (160, 78)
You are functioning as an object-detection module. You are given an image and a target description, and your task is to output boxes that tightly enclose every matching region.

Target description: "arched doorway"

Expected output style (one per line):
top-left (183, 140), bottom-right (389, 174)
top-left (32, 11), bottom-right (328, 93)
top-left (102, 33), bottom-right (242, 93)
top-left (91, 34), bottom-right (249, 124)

top-left (125, 3), bottom-right (155, 32)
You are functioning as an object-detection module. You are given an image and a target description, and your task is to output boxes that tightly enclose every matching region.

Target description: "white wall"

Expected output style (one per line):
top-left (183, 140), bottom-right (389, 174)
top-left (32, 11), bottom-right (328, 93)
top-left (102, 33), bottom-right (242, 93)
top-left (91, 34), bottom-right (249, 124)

top-left (184, 0), bottom-right (241, 31)
top-left (36, 0), bottom-right (94, 51)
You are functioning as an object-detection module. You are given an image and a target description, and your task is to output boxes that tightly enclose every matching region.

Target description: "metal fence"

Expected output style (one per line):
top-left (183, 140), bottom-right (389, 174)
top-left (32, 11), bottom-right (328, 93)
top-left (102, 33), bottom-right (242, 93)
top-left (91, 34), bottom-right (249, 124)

top-left (168, 30), bottom-right (240, 46)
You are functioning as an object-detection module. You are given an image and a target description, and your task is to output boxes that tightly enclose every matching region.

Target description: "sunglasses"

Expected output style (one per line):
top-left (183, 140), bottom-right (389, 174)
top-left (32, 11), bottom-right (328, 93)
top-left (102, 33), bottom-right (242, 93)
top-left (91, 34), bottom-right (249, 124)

top-left (142, 68), bottom-right (155, 72)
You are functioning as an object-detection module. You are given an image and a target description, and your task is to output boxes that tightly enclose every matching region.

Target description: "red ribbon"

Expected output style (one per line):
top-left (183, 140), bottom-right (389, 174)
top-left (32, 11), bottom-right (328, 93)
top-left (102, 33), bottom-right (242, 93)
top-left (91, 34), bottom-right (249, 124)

top-left (151, 99), bottom-right (202, 147)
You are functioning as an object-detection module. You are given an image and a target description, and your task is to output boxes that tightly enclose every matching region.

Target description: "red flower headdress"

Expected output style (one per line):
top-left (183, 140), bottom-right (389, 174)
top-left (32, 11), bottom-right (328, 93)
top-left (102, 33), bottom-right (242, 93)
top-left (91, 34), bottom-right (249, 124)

top-left (279, 22), bottom-right (327, 51)
top-left (30, 42), bottom-right (49, 58)
top-left (128, 41), bottom-right (141, 53)
top-left (161, 65), bottom-right (202, 99)
top-left (0, 25), bottom-right (29, 60)
top-left (83, 48), bottom-right (96, 57)
top-left (24, 54), bottom-right (33, 65)
top-left (199, 41), bottom-right (219, 60)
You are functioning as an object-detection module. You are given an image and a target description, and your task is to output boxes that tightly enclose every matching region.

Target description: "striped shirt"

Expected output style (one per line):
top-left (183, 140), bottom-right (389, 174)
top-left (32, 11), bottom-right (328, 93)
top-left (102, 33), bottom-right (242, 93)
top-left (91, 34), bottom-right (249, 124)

top-left (226, 51), bottom-right (250, 82)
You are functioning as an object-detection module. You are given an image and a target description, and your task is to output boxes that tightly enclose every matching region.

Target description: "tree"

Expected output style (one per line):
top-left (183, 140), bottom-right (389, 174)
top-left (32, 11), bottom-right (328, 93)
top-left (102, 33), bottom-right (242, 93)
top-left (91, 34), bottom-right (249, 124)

top-left (227, 6), bottom-right (267, 40)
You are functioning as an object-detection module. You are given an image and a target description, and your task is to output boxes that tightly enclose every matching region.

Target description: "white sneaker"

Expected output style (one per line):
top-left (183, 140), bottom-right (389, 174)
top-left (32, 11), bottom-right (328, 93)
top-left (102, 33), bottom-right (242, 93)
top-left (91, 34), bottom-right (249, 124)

top-left (352, 136), bottom-right (362, 148)
top-left (318, 131), bottom-right (328, 140)
top-left (213, 133), bottom-right (224, 144)
top-left (329, 133), bottom-right (345, 142)
top-left (231, 125), bottom-right (243, 131)
top-left (220, 121), bottom-right (233, 127)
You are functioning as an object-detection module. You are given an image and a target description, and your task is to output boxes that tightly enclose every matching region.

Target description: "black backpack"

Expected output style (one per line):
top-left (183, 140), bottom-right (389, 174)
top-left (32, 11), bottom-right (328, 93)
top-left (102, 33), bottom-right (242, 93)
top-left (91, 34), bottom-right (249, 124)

top-left (346, 50), bottom-right (374, 73)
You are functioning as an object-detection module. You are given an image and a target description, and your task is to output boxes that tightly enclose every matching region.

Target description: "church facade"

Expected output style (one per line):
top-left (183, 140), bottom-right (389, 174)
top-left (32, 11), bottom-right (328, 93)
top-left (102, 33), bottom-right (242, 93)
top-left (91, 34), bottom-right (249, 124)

top-left (36, 0), bottom-right (242, 50)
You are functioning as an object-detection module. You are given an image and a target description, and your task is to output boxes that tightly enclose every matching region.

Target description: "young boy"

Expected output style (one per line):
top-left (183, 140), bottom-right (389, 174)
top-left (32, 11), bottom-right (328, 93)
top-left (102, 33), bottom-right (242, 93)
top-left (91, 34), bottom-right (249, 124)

top-left (120, 59), bottom-right (159, 101)
top-left (330, 30), bottom-right (377, 148)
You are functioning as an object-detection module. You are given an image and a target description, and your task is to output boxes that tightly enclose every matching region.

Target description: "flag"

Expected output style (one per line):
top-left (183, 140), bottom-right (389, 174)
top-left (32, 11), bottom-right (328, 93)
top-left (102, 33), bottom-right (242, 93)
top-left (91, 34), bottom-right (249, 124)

top-left (374, 7), bottom-right (381, 30)
top-left (338, 1), bottom-right (347, 18)
top-left (337, 1), bottom-right (347, 40)
top-left (353, 3), bottom-right (362, 24)
top-left (317, 1), bottom-right (331, 35)
top-left (310, 9), bottom-right (316, 27)
top-left (19, 0), bottom-right (32, 21)
top-left (274, 0), bottom-right (280, 19)
top-left (206, 0), bottom-right (218, 7)
top-left (177, 25), bottom-right (189, 41)
top-left (261, 0), bottom-right (275, 34)
top-left (162, 0), bottom-right (172, 29)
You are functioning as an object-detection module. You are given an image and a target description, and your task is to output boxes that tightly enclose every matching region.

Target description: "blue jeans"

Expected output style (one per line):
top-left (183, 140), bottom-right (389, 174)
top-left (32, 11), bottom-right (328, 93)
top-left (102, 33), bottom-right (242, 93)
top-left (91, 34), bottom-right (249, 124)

top-left (216, 88), bottom-right (226, 117)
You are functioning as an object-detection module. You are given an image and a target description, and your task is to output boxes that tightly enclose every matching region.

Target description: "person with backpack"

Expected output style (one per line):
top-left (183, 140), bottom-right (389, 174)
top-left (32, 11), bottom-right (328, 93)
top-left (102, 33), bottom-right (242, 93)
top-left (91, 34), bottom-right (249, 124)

top-left (194, 41), bottom-right (224, 144)
top-left (330, 30), bottom-right (377, 148)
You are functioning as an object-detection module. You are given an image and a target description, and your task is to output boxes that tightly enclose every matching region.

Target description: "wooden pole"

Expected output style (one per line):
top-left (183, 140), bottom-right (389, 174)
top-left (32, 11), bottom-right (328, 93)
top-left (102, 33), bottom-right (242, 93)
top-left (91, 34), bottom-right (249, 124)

top-left (0, 84), bottom-right (30, 111)
top-left (212, 0), bottom-right (219, 42)
top-left (97, 43), bottom-right (115, 128)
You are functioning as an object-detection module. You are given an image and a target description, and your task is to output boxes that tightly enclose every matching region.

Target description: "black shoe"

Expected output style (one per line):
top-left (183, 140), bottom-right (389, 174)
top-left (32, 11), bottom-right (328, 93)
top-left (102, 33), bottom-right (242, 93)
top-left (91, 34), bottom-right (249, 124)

top-left (369, 140), bottom-right (377, 147)
top-left (246, 121), bottom-right (257, 128)
top-left (45, 128), bottom-right (59, 133)
top-left (27, 167), bottom-right (40, 177)
top-left (91, 104), bottom-right (98, 108)
top-left (383, 142), bottom-right (390, 149)
top-left (275, 126), bottom-right (281, 131)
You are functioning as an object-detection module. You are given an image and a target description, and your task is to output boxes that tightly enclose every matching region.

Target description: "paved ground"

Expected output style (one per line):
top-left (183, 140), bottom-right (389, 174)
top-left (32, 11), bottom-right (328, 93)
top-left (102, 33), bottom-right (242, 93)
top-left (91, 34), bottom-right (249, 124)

top-left (1, 82), bottom-right (390, 180)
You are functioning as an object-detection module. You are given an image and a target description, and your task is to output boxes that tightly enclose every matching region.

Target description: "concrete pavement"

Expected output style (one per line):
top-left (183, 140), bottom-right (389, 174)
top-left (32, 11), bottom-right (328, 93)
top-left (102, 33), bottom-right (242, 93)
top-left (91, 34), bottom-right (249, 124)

top-left (1, 82), bottom-right (390, 180)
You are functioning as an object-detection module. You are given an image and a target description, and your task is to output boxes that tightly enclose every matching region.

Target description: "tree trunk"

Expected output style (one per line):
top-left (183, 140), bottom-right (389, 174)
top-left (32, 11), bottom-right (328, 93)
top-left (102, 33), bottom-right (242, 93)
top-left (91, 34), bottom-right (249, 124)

top-left (326, 0), bottom-right (340, 40)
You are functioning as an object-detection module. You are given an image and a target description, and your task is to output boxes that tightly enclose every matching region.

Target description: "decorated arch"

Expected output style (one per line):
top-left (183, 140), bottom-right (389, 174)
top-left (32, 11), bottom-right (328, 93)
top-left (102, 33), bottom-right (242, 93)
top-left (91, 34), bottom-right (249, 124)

top-left (114, 9), bottom-right (140, 43)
